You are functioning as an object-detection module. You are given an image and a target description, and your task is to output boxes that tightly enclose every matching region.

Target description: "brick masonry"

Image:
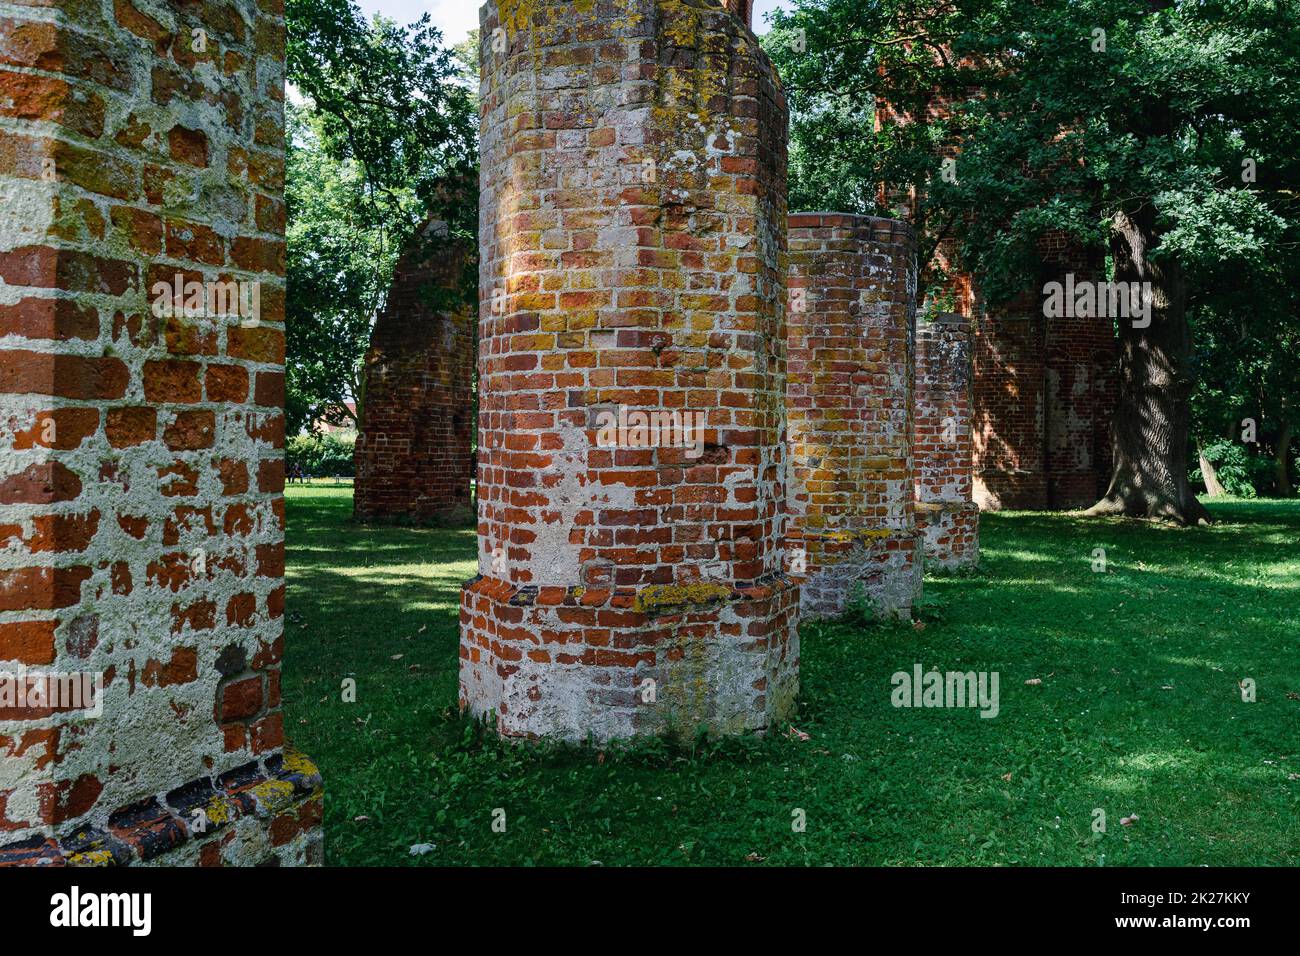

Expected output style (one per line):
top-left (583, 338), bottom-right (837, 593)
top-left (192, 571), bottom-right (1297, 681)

top-left (354, 219), bottom-right (475, 524)
top-left (786, 213), bottom-right (921, 618)
top-left (915, 313), bottom-right (979, 568)
top-left (462, 0), bottom-right (798, 741)
top-left (972, 236), bottom-right (1116, 510)
top-left (0, 0), bottom-right (320, 864)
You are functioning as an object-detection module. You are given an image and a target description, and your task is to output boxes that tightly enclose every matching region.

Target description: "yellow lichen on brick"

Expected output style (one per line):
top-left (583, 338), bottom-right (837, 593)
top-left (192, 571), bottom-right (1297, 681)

top-left (250, 779), bottom-right (297, 814)
top-left (67, 848), bottom-right (115, 867)
top-left (633, 582), bottom-right (733, 613)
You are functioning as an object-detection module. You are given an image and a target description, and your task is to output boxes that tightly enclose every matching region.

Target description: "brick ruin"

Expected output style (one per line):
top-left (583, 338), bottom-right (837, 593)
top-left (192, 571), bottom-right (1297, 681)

top-left (461, 0), bottom-right (799, 741)
top-left (354, 220), bottom-right (475, 524)
top-left (878, 85), bottom-right (1116, 514)
top-left (786, 213), bottom-right (921, 618)
top-left (0, 0), bottom-right (320, 864)
top-left (914, 314), bottom-right (980, 568)
top-left (971, 238), bottom-right (1116, 510)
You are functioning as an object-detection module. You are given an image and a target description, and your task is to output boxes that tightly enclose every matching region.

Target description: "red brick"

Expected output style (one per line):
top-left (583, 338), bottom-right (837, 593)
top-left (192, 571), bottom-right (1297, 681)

top-left (105, 406), bottom-right (156, 447)
top-left (220, 675), bottom-right (261, 719)
top-left (0, 462), bottom-right (81, 505)
top-left (0, 620), bottom-right (57, 665)
top-left (143, 359), bottom-right (202, 403)
top-left (163, 409), bottom-right (215, 450)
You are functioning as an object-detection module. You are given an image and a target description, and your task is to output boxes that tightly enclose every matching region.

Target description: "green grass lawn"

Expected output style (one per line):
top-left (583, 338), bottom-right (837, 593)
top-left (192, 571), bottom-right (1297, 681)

top-left (284, 487), bottom-right (1299, 866)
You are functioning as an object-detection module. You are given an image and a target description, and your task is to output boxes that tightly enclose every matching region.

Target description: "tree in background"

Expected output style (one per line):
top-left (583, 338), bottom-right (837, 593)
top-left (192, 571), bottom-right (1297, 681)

top-left (1191, 252), bottom-right (1299, 498)
top-left (766, 0), bottom-right (1300, 522)
top-left (285, 0), bottom-right (478, 436)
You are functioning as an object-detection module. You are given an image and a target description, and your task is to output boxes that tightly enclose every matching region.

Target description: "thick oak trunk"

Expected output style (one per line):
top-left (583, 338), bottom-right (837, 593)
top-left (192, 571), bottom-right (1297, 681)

top-left (1085, 207), bottom-right (1211, 525)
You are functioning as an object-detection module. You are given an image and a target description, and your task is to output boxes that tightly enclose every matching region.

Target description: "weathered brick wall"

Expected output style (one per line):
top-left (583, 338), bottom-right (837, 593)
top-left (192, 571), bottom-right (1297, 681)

top-left (0, 0), bottom-right (320, 865)
top-left (972, 233), bottom-right (1115, 510)
top-left (463, 0), bottom-right (798, 741)
top-left (354, 220), bottom-right (475, 524)
top-left (786, 213), bottom-right (920, 618)
top-left (915, 314), bottom-right (979, 568)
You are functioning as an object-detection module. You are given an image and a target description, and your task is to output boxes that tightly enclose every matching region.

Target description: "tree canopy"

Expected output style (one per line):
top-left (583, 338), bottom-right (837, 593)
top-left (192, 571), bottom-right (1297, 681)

top-left (765, 0), bottom-right (1300, 514)
top-left (284, 0), bottom-right (478, 435)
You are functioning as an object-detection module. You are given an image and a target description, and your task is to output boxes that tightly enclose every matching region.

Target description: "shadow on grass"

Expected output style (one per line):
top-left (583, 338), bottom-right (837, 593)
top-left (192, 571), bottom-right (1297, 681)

top-left (284, 488), bottom-right (1299, 866)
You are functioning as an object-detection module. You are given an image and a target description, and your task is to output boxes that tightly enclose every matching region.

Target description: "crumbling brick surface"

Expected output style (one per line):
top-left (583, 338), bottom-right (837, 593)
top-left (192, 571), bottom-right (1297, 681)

top-left (786, 213), bottom-right (921, 619)
top-left (972, 235), bottom-right (1116, 510)
top-left (462, 0), bottom-right (798, 741)
top-left (0, 0), bottom-right (319, 863)
top-left (915, 314), bottom-right (980, 568)
top-left (354, 220), bottom-right (475, 524)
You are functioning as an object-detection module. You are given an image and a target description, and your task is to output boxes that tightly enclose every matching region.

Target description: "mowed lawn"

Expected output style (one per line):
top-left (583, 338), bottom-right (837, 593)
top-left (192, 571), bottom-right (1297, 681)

top-left (284, 486), bottom-right (1299, 866)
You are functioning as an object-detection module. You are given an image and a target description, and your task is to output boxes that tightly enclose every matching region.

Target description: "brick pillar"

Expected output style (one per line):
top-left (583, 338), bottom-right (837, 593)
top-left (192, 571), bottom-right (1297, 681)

top-left (0, 0), bottom-right (321, 865)
top-left (915, 315), bottom-right (980, 569)
top-left (354, 220), bottom-right (475, 524)
top-left (462, 0), bottom-right (798, 742)
top-left (786, 213), bottom-right (921, 619)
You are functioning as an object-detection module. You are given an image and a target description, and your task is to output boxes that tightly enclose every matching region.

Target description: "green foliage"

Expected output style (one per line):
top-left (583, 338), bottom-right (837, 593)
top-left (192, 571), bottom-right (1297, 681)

top-left (287, 433), bottom-right (356, 478)
top-left (285, 105), bottom-right (391, 436)
top-left (1192, 439), bottom-right (1270, 498)
top-left (285, 487), bottom-right (1299, 866)
top-left (284, 0), bottom-right (479, 437)
top-left (765, 0), bottom-right (1300, 496)
top-left (286, 0), bottom-right (476, 232)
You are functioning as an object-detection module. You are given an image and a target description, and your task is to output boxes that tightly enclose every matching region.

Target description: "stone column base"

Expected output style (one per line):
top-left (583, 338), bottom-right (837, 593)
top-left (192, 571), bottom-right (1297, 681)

top-left (0, 749), bottom-right (323, 868)
top-left (459, 578), bottom-right (800, 743)
top-left (788, 529), bottom-right (922, 620)
top-left (916, 501), bottom-right (981, 569)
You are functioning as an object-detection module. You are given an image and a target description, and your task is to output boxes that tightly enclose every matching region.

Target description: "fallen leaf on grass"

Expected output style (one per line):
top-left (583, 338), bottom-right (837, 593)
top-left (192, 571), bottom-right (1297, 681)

top-left (785, 726), bottom-right (811, 741)
top-left (745, 852), bottom-right (766, 863)
top-left (1001, 772), bottom-right (1013, 782)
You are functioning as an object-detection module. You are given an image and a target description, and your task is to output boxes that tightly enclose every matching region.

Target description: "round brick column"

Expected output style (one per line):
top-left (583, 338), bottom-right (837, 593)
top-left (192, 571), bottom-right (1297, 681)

top-left (915, 314), bottom-right (980, 568)
top-left (786, 213), bottom-right (922, 619)
top-left (462, 0), bottom-right (798, 741)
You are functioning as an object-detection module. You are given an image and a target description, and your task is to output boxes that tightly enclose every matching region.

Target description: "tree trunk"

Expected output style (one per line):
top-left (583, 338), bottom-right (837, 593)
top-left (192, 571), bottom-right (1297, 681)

top-left (1275, 418), bottom-right (1294, 497)
top-left (1085, 207), bottom-right (1211, 525)
top-left (1197, 441), bottom-right (1227, 497)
